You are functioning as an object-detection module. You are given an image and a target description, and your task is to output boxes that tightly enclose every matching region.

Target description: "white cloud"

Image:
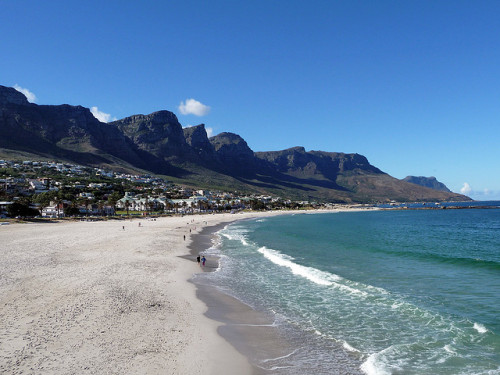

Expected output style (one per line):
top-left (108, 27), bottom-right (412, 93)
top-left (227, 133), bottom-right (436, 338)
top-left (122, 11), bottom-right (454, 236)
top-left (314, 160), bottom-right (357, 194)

top-left (14, 84), bottom-right (37, 103)
top-left (90, 106), bottom-right (116, 123)
top-left (467, 188), bottom-right (500, 201)
top-left (178, 98), bottom-right (211, 116)
top-left (460, 182), bottom-right (472, 195)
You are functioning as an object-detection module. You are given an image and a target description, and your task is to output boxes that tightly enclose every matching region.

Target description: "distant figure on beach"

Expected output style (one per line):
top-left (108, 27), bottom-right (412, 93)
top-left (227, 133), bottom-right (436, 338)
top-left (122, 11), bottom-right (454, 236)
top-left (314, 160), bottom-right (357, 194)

top-left (201, 256), bottom-right (206, 267)
top-left (183, 235), bottom-right (186, 241)
top-left (138, 222), bottom-right (141, 227)
top-left (197, 255), bottom-right (201, 266)
top-left (122, 225), bottom-right (125, 230)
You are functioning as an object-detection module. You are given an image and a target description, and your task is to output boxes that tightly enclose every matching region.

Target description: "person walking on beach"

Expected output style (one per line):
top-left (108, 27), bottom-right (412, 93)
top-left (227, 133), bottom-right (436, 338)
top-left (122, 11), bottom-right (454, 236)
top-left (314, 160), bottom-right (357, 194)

top-left (201, 256), bottom-right (206, 267)
top-left (197, 255), bottom-right (201, 266)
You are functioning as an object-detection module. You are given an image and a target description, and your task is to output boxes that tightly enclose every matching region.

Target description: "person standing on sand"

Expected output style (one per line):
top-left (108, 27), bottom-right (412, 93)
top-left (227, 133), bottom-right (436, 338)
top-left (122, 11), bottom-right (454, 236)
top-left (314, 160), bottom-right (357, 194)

top-left (197, 255), bottom-right (201, 266)
top-left (201, 256), bottom-right (206, 267)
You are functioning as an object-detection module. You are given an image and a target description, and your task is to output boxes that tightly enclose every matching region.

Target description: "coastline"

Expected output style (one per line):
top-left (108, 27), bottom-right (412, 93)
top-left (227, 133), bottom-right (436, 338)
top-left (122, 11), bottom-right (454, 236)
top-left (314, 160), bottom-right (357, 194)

top-left (187, 210), bottom-right (370, 375)
top-left (188, 221), bottom-right (298, 374)
top-left (0, 208), bottom-right (370, 374)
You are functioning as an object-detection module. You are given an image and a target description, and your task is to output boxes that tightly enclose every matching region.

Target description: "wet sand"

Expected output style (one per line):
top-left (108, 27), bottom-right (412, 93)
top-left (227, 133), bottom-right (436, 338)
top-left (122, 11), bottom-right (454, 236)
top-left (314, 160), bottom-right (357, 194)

top-left (188, 223), bottom-right (297, 374)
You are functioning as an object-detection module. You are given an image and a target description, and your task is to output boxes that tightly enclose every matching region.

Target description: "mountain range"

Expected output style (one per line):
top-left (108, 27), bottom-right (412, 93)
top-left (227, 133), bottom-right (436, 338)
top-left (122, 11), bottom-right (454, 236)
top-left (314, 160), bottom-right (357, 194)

top-left (0, 85), bottom-right (469, 203)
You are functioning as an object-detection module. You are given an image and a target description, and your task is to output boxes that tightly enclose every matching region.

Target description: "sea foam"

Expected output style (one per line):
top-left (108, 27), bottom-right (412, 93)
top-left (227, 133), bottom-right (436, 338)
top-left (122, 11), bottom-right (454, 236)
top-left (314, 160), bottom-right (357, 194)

top-left (257, 246), bottom-right (333, 286)
top-left (473, 322), bottom-right (488, 334)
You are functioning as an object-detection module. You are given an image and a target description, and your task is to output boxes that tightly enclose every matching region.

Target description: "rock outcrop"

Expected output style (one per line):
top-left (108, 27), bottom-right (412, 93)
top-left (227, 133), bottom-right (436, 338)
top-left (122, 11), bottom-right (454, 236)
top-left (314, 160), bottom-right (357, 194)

top-left (0, 86), bottom-right (30, 106)
top-left (111, 111), bottom-right (188, 159)
top-left (183, 124), bottom-right (217, 161)
top-left (209, 132), bottom-right (256, 174)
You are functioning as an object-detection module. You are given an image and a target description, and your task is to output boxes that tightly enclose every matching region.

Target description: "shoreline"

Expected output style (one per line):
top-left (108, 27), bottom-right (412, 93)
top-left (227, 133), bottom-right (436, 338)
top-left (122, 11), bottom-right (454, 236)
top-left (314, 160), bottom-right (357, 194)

top-left (186, 210), bottom-right (368, 375)
top-left (0, 209), bottom-right (370, 374)
top-left (187, 220), bottom-right (298, 374)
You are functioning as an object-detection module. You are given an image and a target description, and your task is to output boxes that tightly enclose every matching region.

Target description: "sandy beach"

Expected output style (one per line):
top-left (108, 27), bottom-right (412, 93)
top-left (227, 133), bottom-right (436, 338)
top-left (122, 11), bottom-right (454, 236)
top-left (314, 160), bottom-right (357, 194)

top-left (0, 211), bottom-right (299, 374)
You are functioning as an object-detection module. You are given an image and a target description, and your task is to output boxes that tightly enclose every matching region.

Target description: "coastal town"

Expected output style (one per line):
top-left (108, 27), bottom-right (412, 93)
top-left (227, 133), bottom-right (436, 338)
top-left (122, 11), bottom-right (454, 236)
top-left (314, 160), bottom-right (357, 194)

top-left (0, 158), bottom-right (329, 219)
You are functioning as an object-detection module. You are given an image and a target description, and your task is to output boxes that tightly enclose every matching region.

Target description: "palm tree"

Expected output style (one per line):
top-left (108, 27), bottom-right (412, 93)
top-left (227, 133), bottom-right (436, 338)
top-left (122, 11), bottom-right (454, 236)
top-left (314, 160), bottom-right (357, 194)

top-left (148, 199), bottom-right (156, 213)
top-left (125, 200), bottom-right (130, 217)
top-left (56, 198), bottom-right (63, 218)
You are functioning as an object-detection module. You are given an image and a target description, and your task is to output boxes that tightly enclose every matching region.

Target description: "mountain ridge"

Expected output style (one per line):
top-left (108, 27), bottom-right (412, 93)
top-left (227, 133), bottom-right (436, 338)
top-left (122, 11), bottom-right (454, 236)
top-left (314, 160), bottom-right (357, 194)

top-left (0, 85), bottom-right (470, 203)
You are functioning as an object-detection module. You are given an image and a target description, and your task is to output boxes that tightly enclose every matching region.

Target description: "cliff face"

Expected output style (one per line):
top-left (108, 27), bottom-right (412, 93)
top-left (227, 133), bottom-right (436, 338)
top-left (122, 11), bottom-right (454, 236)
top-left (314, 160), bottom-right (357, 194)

top-left (0, 86), bottom-right (144, 166)
top-left (183, 124), bottom-right (217, 162)
top-left (0, 84), bottom-right (471, 202)
top-left (209, 132), bottom-right (256, 174)
top-left (111, 111), bottom-right (188, 159)
top-left (256, 147), bottom-right (383, 177)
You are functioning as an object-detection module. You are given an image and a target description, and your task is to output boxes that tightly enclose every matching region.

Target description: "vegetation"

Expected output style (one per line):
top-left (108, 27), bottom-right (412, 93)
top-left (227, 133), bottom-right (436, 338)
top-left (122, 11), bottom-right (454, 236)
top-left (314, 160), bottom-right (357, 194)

top-left (1, 159), bottom-right (325, 219)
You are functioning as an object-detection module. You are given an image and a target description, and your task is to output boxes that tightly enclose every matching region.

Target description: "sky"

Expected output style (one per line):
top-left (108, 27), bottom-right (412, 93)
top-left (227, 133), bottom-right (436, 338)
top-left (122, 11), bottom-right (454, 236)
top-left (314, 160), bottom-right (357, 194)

top-left (1, 0), bottom-right (500, 200)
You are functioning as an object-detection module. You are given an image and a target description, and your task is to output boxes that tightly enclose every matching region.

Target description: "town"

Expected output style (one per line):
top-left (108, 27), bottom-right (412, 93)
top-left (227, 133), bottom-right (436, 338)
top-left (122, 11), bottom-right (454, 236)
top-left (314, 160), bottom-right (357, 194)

top-left (0, 159), bottom-right (333, 219)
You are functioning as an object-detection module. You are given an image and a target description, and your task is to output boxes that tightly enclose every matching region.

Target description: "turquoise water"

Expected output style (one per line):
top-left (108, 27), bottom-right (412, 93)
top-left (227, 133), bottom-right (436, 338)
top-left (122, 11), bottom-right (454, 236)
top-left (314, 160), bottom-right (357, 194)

top-left (197, 209), bottom-right (500, 374)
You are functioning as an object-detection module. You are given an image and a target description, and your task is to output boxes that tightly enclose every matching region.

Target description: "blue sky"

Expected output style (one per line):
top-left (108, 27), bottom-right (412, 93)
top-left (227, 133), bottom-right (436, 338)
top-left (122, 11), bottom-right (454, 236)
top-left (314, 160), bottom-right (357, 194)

top-left (2, 1), bottom-right (500, 199)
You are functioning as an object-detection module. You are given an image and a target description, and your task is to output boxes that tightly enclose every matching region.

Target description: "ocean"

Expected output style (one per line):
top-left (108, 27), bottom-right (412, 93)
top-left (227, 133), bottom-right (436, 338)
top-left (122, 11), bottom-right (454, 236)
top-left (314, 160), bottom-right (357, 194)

top-left (195, 206), bottom-right (500, 374)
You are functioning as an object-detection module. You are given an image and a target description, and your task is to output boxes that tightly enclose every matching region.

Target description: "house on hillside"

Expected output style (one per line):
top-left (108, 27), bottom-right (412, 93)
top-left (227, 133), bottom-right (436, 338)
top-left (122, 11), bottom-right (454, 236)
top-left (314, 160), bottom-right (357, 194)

top-left (116, 193), bottom-right (137, 211)
top-left (79, 192), bottom-right (95, 200)
top-left (41, 202), bottom-right (65, 218)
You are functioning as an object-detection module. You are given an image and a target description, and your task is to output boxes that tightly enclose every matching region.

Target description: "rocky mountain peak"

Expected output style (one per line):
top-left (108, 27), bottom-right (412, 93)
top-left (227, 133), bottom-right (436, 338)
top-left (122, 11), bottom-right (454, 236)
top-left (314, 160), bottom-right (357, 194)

top-left (183, 124), bottom-right (210, 148)
top-left (110, 109), bottom-right (186, 158)
top-left (0, 85), bottom-right (30, 106)
top-left (209, 132), bottom-right (255, 173)
top-left (209, 132), bottom-right (253, 156)
top-left (114, 110), bottom-right (179, 127)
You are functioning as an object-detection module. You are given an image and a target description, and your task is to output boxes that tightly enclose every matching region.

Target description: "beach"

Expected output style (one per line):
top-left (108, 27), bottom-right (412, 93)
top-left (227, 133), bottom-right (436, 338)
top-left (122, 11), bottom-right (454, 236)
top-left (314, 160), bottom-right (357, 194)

top-left (0, 211), bottom-right (299, 374)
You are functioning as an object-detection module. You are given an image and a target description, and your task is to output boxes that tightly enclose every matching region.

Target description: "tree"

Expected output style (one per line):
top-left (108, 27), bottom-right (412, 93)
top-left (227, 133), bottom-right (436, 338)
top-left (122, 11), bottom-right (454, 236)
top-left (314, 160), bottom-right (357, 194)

top-left (125, 200), bottom-right (130, 216)
top-left (64, 205), bottom-right (80, 216)
top-left (32, 190), bottom-right (59, 207)
top-left (7, 202), bottom-right (39, 218)
top-left (250, 199), bottom-right (267, 211)
top-left (148, 200), bottom-right (156, 213)
top-left (108, 191), bottom-right (122, 211)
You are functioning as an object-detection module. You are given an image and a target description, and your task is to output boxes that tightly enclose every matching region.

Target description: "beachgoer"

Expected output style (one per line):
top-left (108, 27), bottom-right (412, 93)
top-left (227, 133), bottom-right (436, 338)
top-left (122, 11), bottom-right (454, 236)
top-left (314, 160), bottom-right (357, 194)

top-left (183, 235), bottom-right (186, 241)
top-left (122, 225), bottom-right (125, 230)
top-left (201, 256), bottom-right (206, 266)
top-left (197, 255), bottom-right (201, 266)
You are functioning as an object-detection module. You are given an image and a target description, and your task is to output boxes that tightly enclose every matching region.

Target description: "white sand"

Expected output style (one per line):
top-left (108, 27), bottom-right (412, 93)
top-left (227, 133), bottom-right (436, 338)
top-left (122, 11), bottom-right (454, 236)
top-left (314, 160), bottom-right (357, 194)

top-left (0, 208), bottom-right (374, 374)
top-left (0, 212), bottom-right (296, 374)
